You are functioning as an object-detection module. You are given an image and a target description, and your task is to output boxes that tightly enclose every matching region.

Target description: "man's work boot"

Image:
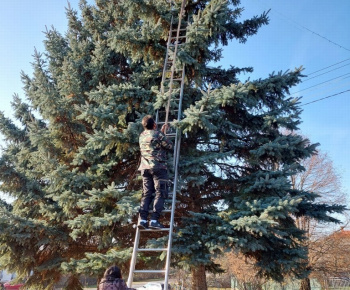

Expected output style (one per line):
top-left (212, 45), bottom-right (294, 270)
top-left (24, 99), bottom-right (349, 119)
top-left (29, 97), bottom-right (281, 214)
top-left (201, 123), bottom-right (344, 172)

top-left (138, 220), bottom-right (149, 229)
top-left (149, 220), bottom-right (164, 229)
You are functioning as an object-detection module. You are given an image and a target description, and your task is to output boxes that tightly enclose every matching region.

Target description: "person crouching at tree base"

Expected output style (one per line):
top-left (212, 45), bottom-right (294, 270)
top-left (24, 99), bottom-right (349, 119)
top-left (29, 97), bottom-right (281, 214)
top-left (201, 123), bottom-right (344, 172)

top-left (138, 115), bottom-right (173, 229)
top-left (98, 265), bottom-right (136, 290)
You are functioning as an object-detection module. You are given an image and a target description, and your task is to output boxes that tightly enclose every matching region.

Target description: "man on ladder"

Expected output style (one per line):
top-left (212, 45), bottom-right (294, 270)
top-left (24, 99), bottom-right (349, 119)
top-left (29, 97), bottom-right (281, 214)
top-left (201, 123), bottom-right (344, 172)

top-left (137, 115), bottom-right (173, 230)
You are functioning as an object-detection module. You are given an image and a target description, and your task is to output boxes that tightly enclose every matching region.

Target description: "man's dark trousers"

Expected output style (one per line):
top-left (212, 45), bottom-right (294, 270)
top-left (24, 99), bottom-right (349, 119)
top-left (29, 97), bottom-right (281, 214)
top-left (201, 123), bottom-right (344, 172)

top-left (139, 168), bottom-right (168, 221)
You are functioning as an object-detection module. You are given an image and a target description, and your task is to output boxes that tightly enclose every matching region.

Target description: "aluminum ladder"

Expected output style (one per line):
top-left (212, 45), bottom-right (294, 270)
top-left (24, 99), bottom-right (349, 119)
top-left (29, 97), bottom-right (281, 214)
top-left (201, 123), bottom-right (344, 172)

top-left (127, 1), bottom-right (187, 289)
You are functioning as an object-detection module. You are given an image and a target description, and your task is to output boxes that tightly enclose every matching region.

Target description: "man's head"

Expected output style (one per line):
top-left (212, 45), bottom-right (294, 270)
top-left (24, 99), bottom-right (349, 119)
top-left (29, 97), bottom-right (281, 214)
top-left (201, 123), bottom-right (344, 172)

top-left (103, 265), bottom-right (122, 279)
top-left (142, 115), bottom-right (156, 130)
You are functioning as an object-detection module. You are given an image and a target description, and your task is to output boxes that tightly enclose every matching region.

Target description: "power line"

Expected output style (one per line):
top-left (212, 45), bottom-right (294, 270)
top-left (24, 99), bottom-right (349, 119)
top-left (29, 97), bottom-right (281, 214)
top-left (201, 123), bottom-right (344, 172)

top-left (307, 58), bottom-right (350, 76)
top-left (297, 80), bottom-right (350, 101)
top-left (295, 25), bottom-right (350, 53)
top-left (301, 89), bottom-right (350, 106)
top-left (265, 5), bottom-right (350, 52)
top-left (291, 73), bottom-right (350, 95)
top-left (302, 63), bottom-right (350, 83)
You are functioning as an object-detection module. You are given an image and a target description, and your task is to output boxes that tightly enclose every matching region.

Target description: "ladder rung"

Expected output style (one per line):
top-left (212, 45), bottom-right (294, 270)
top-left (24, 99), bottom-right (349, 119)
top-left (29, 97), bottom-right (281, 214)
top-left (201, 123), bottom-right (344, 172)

top-left (148, 207), bottom-right (172, 212)
top-left (140, 228), bottom-right (170, 232)
top-left (149, 209), bottom-right (171, 213)
top-left (172, 19), bottom-right (188, 24)
top-left (157, 98), bottom-right (179, 102)
top-left (165, 67), bottom-right (183, 70)
top-left (158, 109), bottom-right (179, 113)
top-left (163, 78), bottom-right (182, 83)
top-left (157, 121), bottom-right (171, 124)
top-left (166, 69), bottom-right (183, 72)
top-left (169, 43), bottom-right (185, 47)
top-left (171, 28), bottom-right (187, 32)
top-left (134, 270), bottom-right (166, 274)
top-left (171, 35), bottom-right (187, 39)
top-left (166, 133), bottom-right (177, 137)
top-left (137, 248), bottom-right (168, 252)
top-left (157, 111), bottom-right (177, 115)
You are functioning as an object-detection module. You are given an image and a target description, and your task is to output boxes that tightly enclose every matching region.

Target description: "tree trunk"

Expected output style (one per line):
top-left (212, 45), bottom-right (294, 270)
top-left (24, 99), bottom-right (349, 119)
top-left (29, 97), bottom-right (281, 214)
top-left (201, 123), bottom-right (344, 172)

top-left (191, 265), bottom-right (207, 290)
top-left (300, 277), bottom-right (311, 290)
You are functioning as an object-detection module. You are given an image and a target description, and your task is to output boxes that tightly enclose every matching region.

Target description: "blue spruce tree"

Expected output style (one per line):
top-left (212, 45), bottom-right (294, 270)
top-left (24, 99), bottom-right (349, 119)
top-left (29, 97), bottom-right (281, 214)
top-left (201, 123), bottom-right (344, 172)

top-left (0, 1), bottom-right (345, 289)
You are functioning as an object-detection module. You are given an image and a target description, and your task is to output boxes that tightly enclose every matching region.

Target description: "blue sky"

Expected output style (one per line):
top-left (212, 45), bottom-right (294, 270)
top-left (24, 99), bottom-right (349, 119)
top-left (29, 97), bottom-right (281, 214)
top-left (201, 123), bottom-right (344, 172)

top-left (224, 0), bottom-right (350, 212)
top-left (0, 1), bottom-right (349, 215)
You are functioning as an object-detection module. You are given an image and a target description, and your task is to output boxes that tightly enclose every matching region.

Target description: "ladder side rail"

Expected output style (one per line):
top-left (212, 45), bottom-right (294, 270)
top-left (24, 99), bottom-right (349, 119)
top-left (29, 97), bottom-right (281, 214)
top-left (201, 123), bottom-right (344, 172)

top-left (164, 134), bottom-right (182, 290)
top-left (158, 15), bottom-right (174, 126)
top-left (160, 16), bottom-right (174, 95)
top-left (164, 60), bottom-right (177, 126)
top-left (165, 1), bottom-right (186, 126)
top-left (164, 0), bottom-right (186, 126)
top-left (164, 3), bottom-right (187, 289)
top-left (177, 64), bottom-right (186, 121)
top-left (162, 58), bottom-right (185, 290)
top-left (127, 227), bottom-right (141, 287)
top-left (172, 66), bottom-right (186, 168)
top-left (155, 110), bottom-right (160, 125)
